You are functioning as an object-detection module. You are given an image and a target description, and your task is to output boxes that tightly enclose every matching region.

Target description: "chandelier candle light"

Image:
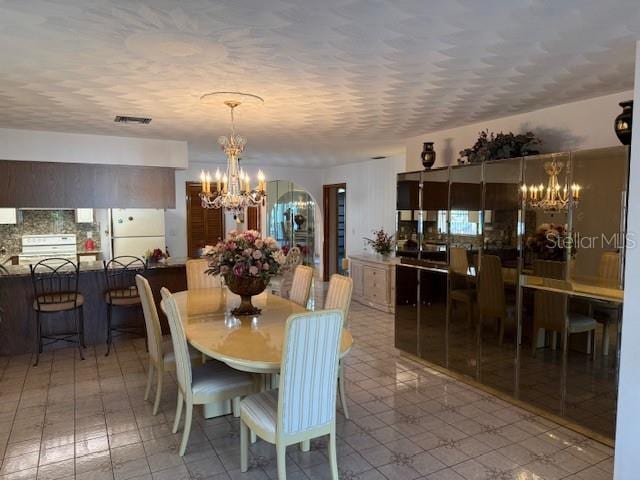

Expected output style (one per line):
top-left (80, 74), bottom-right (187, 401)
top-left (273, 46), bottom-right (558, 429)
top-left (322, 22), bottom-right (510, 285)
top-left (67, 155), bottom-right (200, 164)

top-left (199, 93), bottom-right (267, 213)
top-left (521, 159), bottom-right (581, 213)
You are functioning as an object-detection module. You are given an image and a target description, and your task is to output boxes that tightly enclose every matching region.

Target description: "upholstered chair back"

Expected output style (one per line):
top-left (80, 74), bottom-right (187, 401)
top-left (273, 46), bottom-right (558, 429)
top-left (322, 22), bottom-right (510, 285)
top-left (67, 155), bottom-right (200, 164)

top-left (324, 274), bottom-right (353, 327)
top-left (278, 310), bottom-right (343, 435)
top-left (186, 259), bottom-right (221, 289)
top-left (478, 255), bottom-right (506, 319)
top-left (136, 275), bottom-right (163, 365)
top-left (599, 251), bottom-right (620, 285)
top-left (160, 288), bottom-right (193, 398)
top-left (289, 265), bottom-right (314, 308)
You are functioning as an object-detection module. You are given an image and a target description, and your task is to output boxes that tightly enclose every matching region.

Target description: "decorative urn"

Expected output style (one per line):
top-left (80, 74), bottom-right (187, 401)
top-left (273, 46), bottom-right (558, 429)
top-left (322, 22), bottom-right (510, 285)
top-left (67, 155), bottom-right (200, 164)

top-left (421, 142), bottom-right (436, 169)
top-left (614, 100), bottom-right (633, 146)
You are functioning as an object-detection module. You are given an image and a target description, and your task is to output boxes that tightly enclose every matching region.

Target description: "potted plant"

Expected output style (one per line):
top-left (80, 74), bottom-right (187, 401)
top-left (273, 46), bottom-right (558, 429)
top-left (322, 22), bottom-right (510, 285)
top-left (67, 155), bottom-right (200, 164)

top-left (525, 223), bottom-right (574, 262)
top-left (364, 228), bottom-right (395, 258)
top-left (459, 130), bottom-right (541, 164)
top-left (204, 230), bottom-right (286, 315)
top-left (145, 248), bottom-right (167, 264)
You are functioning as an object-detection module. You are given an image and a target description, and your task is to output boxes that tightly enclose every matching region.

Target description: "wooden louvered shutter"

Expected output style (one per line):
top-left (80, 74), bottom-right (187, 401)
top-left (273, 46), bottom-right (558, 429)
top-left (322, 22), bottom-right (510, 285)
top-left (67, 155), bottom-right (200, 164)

top-left (247, 207), bottom-right (260, 231)
top-left (186, 182), bottom-right (224, 258)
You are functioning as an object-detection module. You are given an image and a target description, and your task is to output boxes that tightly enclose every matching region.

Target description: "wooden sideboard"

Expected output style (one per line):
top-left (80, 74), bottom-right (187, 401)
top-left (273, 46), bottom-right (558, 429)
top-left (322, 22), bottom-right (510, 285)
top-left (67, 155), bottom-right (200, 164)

top-left (348, 254), bottom-right (397, 313)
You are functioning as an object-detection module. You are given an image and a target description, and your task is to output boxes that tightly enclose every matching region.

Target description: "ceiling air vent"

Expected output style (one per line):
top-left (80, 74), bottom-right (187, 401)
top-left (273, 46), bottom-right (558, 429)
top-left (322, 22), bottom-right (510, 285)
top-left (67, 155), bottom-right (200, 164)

top-left (114, 115), bottom-right (152, 124)
top-left (370, 155), bottom-right (387, 160)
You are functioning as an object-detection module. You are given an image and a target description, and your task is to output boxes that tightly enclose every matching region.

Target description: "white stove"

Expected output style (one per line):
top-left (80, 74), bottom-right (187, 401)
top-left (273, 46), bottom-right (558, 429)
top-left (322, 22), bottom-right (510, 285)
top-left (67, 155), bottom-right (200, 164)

top-left (19, 234), bottom-right (78, 266)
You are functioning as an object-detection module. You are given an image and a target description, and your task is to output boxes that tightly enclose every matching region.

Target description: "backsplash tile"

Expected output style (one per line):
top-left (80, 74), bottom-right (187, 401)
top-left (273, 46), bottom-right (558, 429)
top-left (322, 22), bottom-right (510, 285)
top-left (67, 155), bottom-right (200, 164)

top-left (0, 210), bottom-right (101, 254)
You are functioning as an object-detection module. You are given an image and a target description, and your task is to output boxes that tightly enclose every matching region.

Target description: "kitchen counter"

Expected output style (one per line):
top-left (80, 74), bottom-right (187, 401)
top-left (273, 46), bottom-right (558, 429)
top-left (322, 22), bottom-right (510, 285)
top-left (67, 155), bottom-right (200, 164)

top-left (1, 256), bottom-right (188, 276)
top-left (0, 258), bottom-right (189, 355)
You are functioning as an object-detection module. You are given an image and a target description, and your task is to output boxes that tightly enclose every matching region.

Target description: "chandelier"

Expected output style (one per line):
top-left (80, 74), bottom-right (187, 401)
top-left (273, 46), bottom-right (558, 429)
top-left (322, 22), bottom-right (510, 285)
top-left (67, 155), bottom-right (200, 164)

top-left (522, 159), bottom-right (581, 213)
top-left (199, 93), bottom-right (266, 213)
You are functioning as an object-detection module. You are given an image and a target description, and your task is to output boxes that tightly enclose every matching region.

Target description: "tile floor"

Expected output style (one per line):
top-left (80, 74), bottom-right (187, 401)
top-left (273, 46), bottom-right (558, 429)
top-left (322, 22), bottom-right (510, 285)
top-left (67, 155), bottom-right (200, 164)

top-left (0, 288), bottom-right (614, 480)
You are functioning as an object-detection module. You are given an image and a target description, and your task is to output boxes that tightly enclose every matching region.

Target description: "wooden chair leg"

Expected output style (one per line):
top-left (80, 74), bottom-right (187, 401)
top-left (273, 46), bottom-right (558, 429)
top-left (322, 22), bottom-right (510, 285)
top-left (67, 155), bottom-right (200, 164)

top-left (300, 439), bottom-right (310, 452)
top-left (144, 361), bottom-right (154, 401)
top-left (240, 419), bottom-right (249, 472)
top-left (328, 431), bottom-right (339, 480)
top-left (531, 327), bottom-right (539, 358)
top-left (232, 397), bottom-right (240, 417)
top-left (172, 391), bottom-right (183, 434)
top-left (153, 366), bottom-right (163, 415)
top-left (276, 442), bottom-right (287, 480)
top-left (602, 321), bottom-right (610, 356)
top-left (178, 402), bottom-right (193, 456)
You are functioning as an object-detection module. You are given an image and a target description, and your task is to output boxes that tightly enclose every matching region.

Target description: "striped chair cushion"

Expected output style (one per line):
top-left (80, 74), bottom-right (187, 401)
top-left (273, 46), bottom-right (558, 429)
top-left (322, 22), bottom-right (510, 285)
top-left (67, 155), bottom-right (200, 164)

top-left (240, 389), bottom-right (279, 435)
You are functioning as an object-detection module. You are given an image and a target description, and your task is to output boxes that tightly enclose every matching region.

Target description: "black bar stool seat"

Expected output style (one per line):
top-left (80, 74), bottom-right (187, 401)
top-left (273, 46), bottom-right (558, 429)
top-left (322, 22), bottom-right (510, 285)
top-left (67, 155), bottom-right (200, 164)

top-left (34, 293), bottom-right (85, 312)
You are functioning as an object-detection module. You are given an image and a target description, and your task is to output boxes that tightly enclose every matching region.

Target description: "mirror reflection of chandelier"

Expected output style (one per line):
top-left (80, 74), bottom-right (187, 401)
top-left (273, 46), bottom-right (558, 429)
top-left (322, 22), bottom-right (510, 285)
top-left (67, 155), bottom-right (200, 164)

top-left (199, 92), bottom-right (266, 213)
top-left (522, 159), bottom-right (581, 213)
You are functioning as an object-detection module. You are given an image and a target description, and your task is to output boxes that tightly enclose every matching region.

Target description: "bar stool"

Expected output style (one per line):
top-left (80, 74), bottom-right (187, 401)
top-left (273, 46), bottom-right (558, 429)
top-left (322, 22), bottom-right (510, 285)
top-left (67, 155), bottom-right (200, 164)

top-left (30, 258), bottom-right (85, 366)
top-left (104, 256), bottom-right (146, 356)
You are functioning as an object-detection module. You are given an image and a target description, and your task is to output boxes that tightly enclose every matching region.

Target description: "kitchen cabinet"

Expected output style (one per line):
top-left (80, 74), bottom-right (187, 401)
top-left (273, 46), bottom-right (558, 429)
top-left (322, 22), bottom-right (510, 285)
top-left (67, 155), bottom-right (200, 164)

top-left (75, 208), bottom-right (94, 223)
top-left (349, 254), bottom-right (396, 313)
top-left (0, 208), bottom-right (17, 224)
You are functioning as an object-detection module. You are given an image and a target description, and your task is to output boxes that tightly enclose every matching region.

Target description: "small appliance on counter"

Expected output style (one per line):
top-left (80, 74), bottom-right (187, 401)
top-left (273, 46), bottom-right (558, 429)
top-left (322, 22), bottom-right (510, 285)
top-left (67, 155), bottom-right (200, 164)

top-left (19, 234), bottom-right (78, 266)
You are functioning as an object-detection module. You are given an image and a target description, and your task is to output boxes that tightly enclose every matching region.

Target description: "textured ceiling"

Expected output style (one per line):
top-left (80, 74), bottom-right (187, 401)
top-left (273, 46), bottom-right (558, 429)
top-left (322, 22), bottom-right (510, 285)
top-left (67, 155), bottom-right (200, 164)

top-left (0, 0), bottom-right (638, 167)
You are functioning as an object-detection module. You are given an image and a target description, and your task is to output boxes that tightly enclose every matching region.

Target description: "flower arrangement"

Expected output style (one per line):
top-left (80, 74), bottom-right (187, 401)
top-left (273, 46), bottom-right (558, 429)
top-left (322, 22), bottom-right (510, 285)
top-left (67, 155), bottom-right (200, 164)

top-left (459, 130), bottom-right (541, 164)
top-left (204, 230), bottom-right (285, 281)
top-left (364, 228), bottom-right (394, 256)
top-left (526, 223), bottom-right (573, 261)
top-left (145, 248), bottom-right (167, 263)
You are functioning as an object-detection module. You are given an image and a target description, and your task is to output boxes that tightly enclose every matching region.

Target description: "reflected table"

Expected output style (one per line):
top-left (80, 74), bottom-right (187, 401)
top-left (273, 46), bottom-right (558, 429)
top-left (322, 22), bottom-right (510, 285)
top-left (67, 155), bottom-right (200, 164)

top-left (161, 288), bottom-right (354, 417)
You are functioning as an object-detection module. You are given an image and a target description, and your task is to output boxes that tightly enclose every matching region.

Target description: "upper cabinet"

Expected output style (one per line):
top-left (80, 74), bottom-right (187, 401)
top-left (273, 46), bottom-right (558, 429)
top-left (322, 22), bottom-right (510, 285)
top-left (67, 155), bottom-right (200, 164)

top-left (0, 208), bottom-right (17, 224)
top-left (75, 208), bottom-right (94, 223)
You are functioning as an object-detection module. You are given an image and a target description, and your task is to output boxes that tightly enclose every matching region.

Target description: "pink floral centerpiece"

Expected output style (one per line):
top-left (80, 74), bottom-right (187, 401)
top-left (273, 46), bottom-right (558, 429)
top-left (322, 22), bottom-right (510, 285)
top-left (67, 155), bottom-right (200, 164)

top-left (204, 230), bottom-right (286, 315)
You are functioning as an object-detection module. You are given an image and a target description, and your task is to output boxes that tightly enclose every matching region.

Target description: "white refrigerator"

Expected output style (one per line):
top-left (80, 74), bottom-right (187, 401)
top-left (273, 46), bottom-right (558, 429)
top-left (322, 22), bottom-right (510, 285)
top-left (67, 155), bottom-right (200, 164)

top-left (111, 208), bottom-right (166, 258)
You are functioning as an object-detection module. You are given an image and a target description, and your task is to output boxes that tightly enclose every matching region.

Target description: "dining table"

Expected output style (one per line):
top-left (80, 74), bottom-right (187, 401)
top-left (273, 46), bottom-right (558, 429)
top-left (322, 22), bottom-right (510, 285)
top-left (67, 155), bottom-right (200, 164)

top-left (160, 287), bottom-right (354, 419)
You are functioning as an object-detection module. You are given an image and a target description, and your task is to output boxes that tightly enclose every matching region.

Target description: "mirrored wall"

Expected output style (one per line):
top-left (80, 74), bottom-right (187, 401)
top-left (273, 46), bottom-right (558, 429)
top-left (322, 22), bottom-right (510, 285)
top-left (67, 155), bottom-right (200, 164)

top-left (395, 146), bottom-right (628, 440)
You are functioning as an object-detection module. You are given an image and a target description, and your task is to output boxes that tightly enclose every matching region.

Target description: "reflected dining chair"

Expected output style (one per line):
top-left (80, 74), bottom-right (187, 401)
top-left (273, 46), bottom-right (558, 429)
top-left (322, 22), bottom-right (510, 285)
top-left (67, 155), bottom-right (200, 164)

top-left (288, 264), bottom-right (314, 308)
top-left (30, 258), bottom-right (85, 366)
top-left (449, 247), bottom-right (475, 326)
top-left (324, 273), bottom-right (354, 419)
top-left (271, 247), bottom-right (302, 297)
top-left (136, 275), bottom-right (200, 415)
top-left (186, 258), bottom-right (222, 289)
top-left (104, 256), bottom-right (146, 356)
top-left (240, 309), bottom-right (344, 480)
top-left (161, 287), bottom-right (256, 456)
top-left (531, 260), bottom-right (597, 358)
top-left (477, 255), bottom-right (514, 344)
top-left (593, 251), bottom-right (622, 355)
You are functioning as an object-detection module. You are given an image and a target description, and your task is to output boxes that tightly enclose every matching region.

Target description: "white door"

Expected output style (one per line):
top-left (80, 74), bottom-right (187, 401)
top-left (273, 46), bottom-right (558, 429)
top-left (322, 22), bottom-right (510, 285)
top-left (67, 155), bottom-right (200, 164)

top-left (112, 236), bottom-right (166, 258)
top-left (112, 209), bottom-right (165, 237)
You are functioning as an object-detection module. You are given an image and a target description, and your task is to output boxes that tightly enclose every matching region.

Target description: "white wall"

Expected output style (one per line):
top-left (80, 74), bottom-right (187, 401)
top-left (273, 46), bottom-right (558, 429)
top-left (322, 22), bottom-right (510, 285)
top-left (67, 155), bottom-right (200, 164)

top-left (614, 41), bottom-right (639, 480)
top-left (323, 155), bottom-right (405, 257)
top-left (406, 91), bottom-right (633, 171)
top-left (165, 161), bottom-right (325, 259)
top-left (0, 127), bottom-right (188, 168)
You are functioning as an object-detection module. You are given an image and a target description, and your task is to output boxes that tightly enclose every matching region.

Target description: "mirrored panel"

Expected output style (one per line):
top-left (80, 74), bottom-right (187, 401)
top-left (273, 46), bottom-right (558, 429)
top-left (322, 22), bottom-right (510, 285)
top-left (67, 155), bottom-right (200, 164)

top-left (396, 172), bottom-right (421, 258)
top-left (419, 268), bottom-right (448, 367)
top-left (447, 164), bottom-right (482, 379)
top-left (479, 158), bottom-right (521, 395)
top-left (395, 265), bottom-right (419, 355)
top-left (421, 168), bottom-right (449, 263)
top-left (564, 146), bottom-right (627, 439)
top-left (518, 153), bottom-right (570, 417)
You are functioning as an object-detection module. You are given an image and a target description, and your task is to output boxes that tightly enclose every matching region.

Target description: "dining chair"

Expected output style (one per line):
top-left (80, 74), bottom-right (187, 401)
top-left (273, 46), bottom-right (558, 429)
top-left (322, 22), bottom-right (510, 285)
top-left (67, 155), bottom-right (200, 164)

top-left (593, 251), bottom-right (622, 355)
top-left (271, 247), bottom-right (302, 297)
top-left (136, 275), bottom-right (200, 415)
top-left (449, 247), bottom-right (475, 326)
top-left (240, 309), bottom-right (344, 480)
top-left (288, 264), bottom-right (314, 308)
top-left (160, 287), bottom-right (256, 456)
top-left (30, 258), bottom-right (85, 366)
top-left (186, 258), bottom-right (222, 289)
top-left (477, 255), bottom-right (514, 344)
top-left (324, 274), bottom-right (353, 419)
top-left (103, 256), bottom-right (146, 356)
top-left (531, 260), bottom-right (597, 358)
